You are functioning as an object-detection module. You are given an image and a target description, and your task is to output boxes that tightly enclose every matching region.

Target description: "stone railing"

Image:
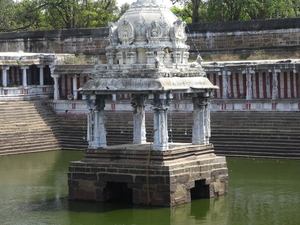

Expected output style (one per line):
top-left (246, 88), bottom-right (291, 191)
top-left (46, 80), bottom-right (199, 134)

top-left (0, 85), bottom-right (54, 100)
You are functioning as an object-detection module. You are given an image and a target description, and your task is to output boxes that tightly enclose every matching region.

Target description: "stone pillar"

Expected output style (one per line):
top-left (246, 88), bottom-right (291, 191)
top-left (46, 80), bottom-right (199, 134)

top-left (131, 94), bottom-right (147, 144)
top-left (183, 52), bottom-right (189, 64)
top-left (106, 52), bottom-right (115, 65)
top-left (192, 93), bottom-right (210, 145)
top-left (116, 52), bottom-right (124, 65)
top-left (37, 65), bottom-right (45, 85)
top-left (149, 91), bottom-right (172, 150)
top-left (146, 51), bottom-right (155, 64)
top-left (221, 70), bottom-right (229, 99)
top-left (157, 51), bottom-right (165, 64)
top-left (271, 68), bottom-right (280, 100)
top-left (86, 94), bottom-right (107, 149)
top-left (127, 52), bottom-right (136, 64)
top-left (172, 51), bottom-right (181, 64)
top-left (51, 74), bottom-right (60, 100)
top-left (204, 94), bottom-right (211, 144)
top-left (1, 66), bottom-right (10, 87)
top-left (72, 75), bottom-right (78, 100)
top-left (243, 68), bottom-right (255, 100)
top-left (21, 66), bottom-right (29, 87)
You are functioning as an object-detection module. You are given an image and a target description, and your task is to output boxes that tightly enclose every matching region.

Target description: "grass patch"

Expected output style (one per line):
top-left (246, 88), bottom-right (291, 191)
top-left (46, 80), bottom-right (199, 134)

top-left (63, 53), bottom-right (95, 65)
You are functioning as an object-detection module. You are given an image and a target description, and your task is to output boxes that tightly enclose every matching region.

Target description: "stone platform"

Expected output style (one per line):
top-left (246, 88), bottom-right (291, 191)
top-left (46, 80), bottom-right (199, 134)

top-left (68, 143), bottom-right (228, 207)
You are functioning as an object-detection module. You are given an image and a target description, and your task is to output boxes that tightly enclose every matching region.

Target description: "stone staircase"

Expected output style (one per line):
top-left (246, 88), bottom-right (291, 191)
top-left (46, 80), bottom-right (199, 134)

top-left (57, 114), bottom-right (88, 150)
top-left (0, 100), bottom-right (62, 156)
top-left (210, 111), bottom-right (300, 159)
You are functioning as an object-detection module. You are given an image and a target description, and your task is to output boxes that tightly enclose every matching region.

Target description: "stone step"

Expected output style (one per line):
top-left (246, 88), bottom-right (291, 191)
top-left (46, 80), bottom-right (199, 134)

top-left (0, 146), bottom-right (60, 156)
top-left (0, 100), bottom-right (62, 155)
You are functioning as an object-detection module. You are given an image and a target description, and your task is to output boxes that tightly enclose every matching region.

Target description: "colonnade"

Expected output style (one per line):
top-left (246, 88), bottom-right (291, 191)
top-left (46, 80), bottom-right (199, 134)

top-left (204, 64), bottom-right (300, 100)
top-left (1, 65), bottom-right (46, 87)
top-left (84, 91), bottom-right (211, 150)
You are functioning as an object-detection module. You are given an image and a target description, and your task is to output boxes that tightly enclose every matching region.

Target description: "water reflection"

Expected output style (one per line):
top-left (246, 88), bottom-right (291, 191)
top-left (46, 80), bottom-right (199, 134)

top-left (0, 151), bottom-right (300, 225)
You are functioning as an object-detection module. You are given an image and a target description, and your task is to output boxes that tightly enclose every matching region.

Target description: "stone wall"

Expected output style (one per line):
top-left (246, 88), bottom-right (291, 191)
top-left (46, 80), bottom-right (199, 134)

top-left (0, 28), bottom-right (109, 61)
top-left (1, 18), bottom-right (300, 60)
top-left (186, 18), bottom-right (300, 58)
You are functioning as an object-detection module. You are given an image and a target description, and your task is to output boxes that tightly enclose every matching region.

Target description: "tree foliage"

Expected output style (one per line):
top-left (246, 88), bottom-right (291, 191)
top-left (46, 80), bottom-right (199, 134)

top-left (171, 0), bottom-right (300, 23)
top-left (0, 0), bottom-right (119, 32)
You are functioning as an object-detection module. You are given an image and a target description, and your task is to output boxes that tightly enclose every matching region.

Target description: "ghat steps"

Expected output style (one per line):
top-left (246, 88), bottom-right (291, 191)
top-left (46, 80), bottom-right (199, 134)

top-left (210, 112), bottom-right (300, 159)
top-left (0, 100), bottom-right (61, 156)
top-left (1, 101), bottom-right (299, 159)
top-left (57, 111), bottom-right (300, 159)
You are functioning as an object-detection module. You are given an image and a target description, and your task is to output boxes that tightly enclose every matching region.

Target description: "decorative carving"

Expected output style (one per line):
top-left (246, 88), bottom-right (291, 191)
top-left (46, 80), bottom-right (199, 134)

top-left (108, 22), bottom-right (118, 44)
top-left (135, 16), bottom-right (146, 39)
top-left (163, 48), bottom-right (172, 64)
top-left (93, 58), bottom-right (107, 71)
top-left (189, 55), bottom-right (203, 68)
top-left (147, 21), bottom-right (162, 40)
top-left (118, 19), bottom-right (134, 45)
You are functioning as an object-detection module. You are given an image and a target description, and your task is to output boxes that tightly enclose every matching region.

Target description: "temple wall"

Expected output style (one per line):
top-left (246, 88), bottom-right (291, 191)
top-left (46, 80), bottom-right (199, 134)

top-left (186, 18), bottom-right (300, 58)
top-left (1, 18), bottom-right (300, 59)
top-left (0, 28), bottom-right (109, 62)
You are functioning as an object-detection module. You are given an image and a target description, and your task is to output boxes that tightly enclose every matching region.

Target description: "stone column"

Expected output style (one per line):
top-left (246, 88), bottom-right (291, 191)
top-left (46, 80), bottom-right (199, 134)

top-left (51, 74), bottom-right (60, 100)
top-left (127, 52), bottom-right (136, 64)
top-left (157, 51), bottom-right (165, 64)
top-left (204, 94), bottom-right (211, 144)
top-left (183, 52), bottom-right (189, 64)
top-left (192, 93), bottom-right (209, 145)
top-left (149, 91), bottom-right (172, 150)
top-left (1, 66), bottom-right (10, 87)
top-left (172, 51), bottom-right (181, 64)
top-left (271, 68), bottom-right (280, 100)
top-left (222, 70), bottom-right (228, 99)
top-left (116, 52), bottom-right (124, 65)
top-left (131, 94), bottom-right (147, 144)
top-left (243, 68), bottom-right (255, 100)
top-left (106, 52), bottom-right (115, 65)
top-left (72, 75), bottom-right (78, 100)
top-left (37, 65), bottom-right (45, 85)
top-left (21, 66), bottom-right (29, 87)
top-left (146, 51), bottom-right (155, 64)
top-left (86, 94), bottom-right (107, 149)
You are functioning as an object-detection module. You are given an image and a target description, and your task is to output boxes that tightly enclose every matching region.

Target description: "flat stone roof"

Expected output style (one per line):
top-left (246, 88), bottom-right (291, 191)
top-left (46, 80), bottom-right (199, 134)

top-left (0, 51), bottom-right (73, 66)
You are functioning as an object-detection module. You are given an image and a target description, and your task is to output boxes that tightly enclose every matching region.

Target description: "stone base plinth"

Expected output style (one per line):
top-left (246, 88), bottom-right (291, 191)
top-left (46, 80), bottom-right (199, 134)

top-left (68, 143), bottom-right (228, 207)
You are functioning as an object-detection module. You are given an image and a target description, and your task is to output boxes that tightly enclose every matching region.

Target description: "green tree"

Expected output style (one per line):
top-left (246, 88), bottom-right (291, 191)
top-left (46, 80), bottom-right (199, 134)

top-left (171, 0), bottom-right (300, 23)
top-left (0, 0), bottom-right (119, 32)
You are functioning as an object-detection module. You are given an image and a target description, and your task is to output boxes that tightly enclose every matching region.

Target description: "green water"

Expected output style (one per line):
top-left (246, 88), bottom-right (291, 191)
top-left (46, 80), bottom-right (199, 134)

top-left (0, 151), bottom-right (299, 225)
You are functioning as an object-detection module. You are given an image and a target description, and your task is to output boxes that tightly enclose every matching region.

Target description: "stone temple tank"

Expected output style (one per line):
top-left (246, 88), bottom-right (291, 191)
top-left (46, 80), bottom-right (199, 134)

top-left (68, 0), bottom-right (228, 207)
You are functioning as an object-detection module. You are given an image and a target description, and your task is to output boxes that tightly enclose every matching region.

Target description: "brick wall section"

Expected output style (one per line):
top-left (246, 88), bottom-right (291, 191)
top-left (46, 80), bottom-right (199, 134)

top-left (1, 18), bottom-right (300, 59)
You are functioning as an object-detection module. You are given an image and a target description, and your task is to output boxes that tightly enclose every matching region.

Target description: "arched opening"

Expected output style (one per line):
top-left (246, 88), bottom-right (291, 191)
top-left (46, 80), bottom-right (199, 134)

top-left (190, 179), bottom-right (210, 199)
top-left (104, 182), bottom-right (133, 203)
